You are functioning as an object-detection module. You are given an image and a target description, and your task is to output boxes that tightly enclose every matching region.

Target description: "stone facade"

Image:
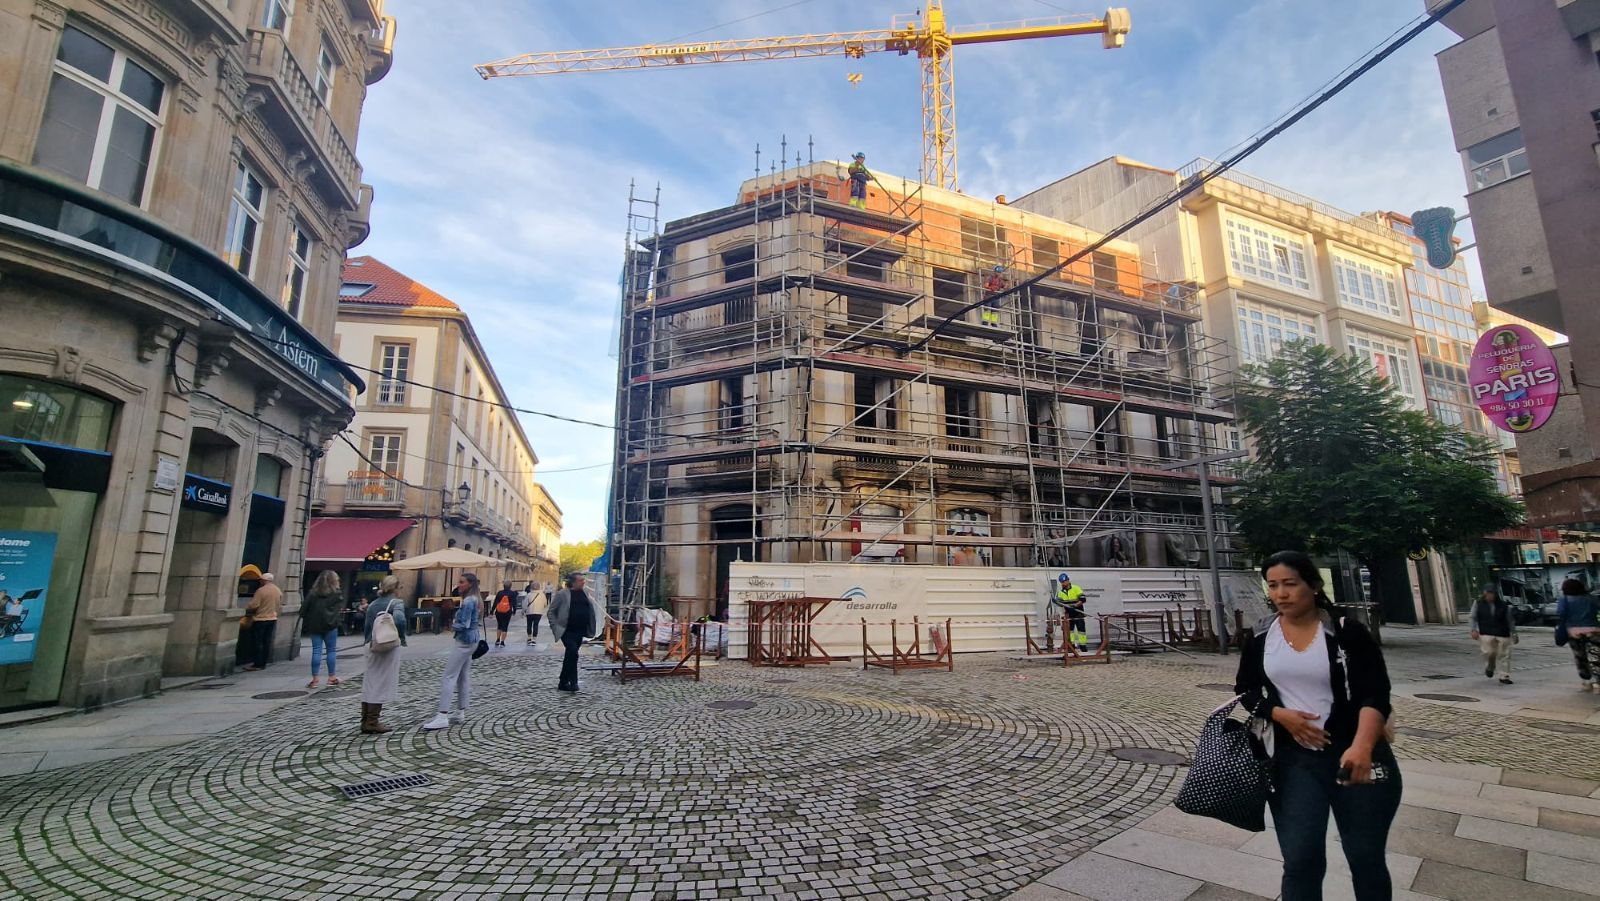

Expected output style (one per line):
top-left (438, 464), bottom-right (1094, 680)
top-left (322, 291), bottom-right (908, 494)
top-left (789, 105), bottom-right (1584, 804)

top-left (0, 0), bottom-right (394, 710)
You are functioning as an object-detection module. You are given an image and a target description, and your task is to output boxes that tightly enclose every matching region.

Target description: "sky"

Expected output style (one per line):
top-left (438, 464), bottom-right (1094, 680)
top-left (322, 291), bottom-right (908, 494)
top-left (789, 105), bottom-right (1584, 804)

top-left (352, 0), bottom-right (1477, 544)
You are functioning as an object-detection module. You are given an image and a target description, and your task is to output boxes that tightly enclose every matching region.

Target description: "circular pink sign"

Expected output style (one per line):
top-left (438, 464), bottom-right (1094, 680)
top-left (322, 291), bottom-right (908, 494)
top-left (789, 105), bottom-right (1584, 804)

top-left (1469, 324), bottom-right (1561, 433)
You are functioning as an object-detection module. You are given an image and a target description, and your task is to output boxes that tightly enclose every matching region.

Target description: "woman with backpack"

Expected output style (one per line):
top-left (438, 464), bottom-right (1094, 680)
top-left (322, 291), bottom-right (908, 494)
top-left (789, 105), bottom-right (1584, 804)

top-left (360, 575), bottom-right (407, 735)
top-left (491, 581), bottom-right (517, 648)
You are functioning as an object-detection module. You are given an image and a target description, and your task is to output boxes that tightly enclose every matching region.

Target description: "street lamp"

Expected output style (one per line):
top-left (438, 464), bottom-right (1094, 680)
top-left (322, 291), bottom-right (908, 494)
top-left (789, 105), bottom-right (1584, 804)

top-left (456, 482), bottom-right (471, 505)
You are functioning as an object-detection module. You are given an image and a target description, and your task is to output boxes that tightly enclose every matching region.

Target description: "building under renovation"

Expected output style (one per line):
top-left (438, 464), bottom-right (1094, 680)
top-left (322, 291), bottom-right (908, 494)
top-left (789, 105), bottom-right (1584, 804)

top-left (610, 164), bottom-right (1236, 614)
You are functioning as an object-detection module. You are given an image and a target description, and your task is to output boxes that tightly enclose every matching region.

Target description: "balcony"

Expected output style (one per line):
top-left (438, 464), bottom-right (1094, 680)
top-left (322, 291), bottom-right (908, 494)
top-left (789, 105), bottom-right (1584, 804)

top-left (243, 29), bottom-right (363, 207)
top-left (365, 14), bottom-right (397, 84)
top-left (348, 183), bottom-right (373, 248)
top-left (345, 470), bottom-right (404, 506)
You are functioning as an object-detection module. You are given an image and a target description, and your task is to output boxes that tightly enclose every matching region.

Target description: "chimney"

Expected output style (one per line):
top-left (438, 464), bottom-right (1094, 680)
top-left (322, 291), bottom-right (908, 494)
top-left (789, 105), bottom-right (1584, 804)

top-left (995, 194), bottom-right (1008, 205)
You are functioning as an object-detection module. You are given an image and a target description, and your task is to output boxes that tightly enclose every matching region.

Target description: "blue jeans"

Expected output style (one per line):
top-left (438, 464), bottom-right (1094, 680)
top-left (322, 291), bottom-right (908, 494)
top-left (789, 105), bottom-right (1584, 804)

top-left (309, 629), bottom-right (338, 677)
top-left (1271, 740), bottom-right (1402, 901)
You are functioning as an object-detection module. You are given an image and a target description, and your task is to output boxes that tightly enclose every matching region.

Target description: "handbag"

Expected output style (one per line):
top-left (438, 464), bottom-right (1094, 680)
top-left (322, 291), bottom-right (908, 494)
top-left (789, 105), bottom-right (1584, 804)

top-left (472, 638), bottom-right (490, 659)
top-left (239, 614), bottom-right (254, 629)
top-left (1555, 622), bottom-right (1570, 647)
top-left (370, 599), bottom-right (401, 652)
top-left (1174, 695), bottom-right (1273, 832)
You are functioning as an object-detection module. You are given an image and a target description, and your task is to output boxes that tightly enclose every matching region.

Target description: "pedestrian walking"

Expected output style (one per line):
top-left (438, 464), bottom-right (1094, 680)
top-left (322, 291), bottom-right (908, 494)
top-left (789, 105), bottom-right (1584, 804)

top-left (1555, 578), bottom-right (1600, 692)
top-left (360, 575), bottom-right (407, 734)
top-left (547, 573), bottom-right (600, 692)
top-left (242, 572), bottom-right (283, 671)
top-left (1235, 550), bottom-right (1401, 901)
top-left (491, 581), bottom-right (517, 647)
top-left (1469, 585), bottom-right (1517, 685)
top-left (524, 581), bottom-right (547, 645)
top-left (423, 573), bottom-right (482, 730)
top-left (303, 570), bottom-right (345, 689)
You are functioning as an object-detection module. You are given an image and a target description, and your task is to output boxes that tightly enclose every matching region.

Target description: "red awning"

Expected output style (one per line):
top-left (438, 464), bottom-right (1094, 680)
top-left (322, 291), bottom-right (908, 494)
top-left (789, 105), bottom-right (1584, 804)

top-left (306, 517), bottom-right (414, 562)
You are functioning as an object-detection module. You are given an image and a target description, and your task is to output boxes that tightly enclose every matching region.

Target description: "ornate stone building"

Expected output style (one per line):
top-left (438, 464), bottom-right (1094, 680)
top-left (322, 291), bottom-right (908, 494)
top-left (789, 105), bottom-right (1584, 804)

top-left (0, 0), bottom-right (395, 710)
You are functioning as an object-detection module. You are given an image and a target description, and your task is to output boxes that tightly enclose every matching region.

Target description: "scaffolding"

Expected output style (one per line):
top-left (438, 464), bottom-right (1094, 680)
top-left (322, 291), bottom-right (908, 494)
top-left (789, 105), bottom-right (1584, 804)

top-left (610, 146), bottom-right (1239, 612)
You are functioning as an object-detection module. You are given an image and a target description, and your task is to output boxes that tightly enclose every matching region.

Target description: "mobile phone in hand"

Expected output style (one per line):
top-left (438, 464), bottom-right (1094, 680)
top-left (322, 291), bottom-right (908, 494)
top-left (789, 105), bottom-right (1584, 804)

top-left (1337, 763), bottom-right (1390, 784)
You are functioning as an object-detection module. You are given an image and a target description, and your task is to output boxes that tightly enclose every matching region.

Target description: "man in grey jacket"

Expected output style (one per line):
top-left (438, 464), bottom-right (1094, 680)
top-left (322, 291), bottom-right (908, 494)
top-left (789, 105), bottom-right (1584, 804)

top-left (547, 573), bottom-right (601, 692)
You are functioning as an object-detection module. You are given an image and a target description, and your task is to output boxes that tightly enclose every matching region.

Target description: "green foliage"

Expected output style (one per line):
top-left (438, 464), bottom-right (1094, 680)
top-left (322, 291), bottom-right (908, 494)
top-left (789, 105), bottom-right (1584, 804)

top-left (559, 538), bottom-right (605, 579)
top-left (1232, 341), bottom-right (1521, 564)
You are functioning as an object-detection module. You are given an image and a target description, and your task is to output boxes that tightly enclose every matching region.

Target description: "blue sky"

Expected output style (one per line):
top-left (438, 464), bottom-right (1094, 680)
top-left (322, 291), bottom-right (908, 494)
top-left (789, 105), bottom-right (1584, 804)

top-left (353, 0), bottom-right (1474, 543)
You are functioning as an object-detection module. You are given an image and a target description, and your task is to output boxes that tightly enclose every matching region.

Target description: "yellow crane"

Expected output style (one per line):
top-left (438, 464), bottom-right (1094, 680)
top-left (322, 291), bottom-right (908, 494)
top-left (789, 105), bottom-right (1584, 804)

top-left (475, 2), bottom-right (1130, 192)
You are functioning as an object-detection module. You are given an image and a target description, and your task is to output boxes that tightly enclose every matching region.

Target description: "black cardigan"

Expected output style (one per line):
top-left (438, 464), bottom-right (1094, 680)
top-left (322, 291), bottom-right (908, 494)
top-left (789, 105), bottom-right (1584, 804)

top-left (1233, 610), bottom-right (1393, 750)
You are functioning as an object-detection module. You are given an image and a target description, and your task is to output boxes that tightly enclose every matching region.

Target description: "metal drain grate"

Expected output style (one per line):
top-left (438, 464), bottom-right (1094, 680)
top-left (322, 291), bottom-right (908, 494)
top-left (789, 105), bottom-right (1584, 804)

top-left (1414, 693), bottom-right (1479, 702)
top-left (706, 699), bottom-right (758, 711)
top-left (338, 773), bottom-right (431, 800)
top-left (1109, 747), bottom-right (1188, 766)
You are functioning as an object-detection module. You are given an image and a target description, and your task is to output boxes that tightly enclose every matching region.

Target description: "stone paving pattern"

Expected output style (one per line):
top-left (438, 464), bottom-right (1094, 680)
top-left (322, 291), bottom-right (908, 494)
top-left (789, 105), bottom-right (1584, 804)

top-left (0, 625), bottom-right (1595, 899)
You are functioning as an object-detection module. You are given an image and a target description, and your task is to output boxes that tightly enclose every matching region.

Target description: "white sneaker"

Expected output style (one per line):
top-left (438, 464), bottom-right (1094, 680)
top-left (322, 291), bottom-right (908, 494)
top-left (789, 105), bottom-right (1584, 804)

top-left (422, 713), bottom-right (451, 731)
top-left (449, 710), bottom-right (466, 724)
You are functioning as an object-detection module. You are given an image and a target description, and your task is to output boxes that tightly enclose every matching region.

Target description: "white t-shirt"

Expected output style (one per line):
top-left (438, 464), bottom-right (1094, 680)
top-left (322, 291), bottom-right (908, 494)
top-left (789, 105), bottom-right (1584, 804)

top-left (1264, 620), bottom-right (1334, 731)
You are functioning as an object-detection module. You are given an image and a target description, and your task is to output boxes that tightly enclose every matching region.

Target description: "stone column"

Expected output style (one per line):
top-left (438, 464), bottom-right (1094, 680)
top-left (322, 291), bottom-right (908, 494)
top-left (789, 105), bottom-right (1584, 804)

top-left (0, 1), bottom-right (67, 161)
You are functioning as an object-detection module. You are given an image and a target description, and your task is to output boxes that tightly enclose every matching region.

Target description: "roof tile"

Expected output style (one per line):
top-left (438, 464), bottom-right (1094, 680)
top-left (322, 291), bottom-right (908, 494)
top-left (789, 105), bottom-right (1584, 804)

top-left (341, 256), bottom-right (461, 310)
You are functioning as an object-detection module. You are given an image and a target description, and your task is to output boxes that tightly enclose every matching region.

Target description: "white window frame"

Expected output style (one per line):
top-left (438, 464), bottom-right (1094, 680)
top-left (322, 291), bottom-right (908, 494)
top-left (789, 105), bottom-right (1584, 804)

top-left (1225, 215), bottom-right (1313, 296)
top-left (38, 26), bottom-right (166, 207)
top-left (367, 431), bottom-right (403, 478)
top-left (314, 41), bottom-right (338, 107)
top-left (223, 159), bottom-right (266, 276)
top-left (945, 508), bottom-right (993, 566)
top-left (281, 223), bottom-right (311, 319)
top-left (1331, 252), bottom-right (1404, 320)
top-left (1465, 129), bottom-right (1530, 191)
top-left (1235, 298), bottom-right (1320, 365)
top-left (1347, 328), bottom-right (1417, 399)
top-left (377, 343), bottom-right (409, 406)
top-left (262, 0), bottom-right (294, 33)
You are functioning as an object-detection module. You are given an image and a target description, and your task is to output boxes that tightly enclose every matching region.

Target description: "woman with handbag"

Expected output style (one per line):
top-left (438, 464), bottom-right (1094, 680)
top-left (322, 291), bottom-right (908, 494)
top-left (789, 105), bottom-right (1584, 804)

top-left (423, 573), bottom-right (482, 730)
top-left (1554, 579), bottom-right (1600, 691)
top-left (360, 575), bottom-right (408, 734)
top-left (1234, 550), bottom-right (1401, 901)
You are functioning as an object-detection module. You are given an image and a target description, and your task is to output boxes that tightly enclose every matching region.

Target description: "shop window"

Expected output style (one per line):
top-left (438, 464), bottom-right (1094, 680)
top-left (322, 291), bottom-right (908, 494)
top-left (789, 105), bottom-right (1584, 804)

top-left (0, 376), bottom-right (113, 449)
top-left (32, 26), bottom-right (166, 206)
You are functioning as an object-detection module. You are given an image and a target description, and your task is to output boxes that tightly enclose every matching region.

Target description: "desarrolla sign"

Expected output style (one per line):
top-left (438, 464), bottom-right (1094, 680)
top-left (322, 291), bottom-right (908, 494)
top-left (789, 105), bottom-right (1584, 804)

top-left (1469, 325), bottom-right (1560, 433)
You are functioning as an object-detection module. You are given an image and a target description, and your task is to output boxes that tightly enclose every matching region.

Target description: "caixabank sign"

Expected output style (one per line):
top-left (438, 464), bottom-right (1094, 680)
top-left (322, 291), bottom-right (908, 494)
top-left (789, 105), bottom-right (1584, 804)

top-left (181, 474), bottom-right (232, 514)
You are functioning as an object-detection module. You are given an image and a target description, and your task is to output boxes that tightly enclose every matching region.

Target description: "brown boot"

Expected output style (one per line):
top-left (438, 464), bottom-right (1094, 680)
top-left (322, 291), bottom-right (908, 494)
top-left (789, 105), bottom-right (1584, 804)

top-left (362, 703), bottom-right (392, 735)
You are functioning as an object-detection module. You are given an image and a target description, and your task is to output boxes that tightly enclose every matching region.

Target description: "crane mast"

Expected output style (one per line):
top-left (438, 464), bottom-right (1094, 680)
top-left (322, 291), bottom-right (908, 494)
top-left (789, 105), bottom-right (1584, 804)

top-left (477, 3), bottom-right (1130, 191)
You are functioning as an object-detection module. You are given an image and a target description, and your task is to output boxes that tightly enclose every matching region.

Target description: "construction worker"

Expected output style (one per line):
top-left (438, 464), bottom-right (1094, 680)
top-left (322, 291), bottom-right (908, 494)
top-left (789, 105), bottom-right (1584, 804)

top-left (1051, 572), bottom-right (1088, 651)
top-left (981, 264), bottom-right (1006, 327)
top-left (844, 152), bottom-right (870, 209)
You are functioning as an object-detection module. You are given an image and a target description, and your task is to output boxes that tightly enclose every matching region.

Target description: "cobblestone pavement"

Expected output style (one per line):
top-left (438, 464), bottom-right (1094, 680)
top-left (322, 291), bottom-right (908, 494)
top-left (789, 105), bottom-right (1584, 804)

top-left (1, 628), bottom-right (1596, 900)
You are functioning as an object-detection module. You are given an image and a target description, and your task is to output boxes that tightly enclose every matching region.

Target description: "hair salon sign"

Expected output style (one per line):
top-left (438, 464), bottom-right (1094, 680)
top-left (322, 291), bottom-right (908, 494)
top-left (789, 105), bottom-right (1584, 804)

top-left (1469, 325), bottom-right (1561, 433)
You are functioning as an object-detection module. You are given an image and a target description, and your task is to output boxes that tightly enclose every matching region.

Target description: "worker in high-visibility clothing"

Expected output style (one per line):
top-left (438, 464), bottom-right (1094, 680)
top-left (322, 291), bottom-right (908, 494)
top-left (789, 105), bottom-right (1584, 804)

top-left (844, 152), bottom-right (870, 209)
top-left (1051, 572), bottom-right (1088, 651)
top-left (980, 265), bottom-right (1006, 327)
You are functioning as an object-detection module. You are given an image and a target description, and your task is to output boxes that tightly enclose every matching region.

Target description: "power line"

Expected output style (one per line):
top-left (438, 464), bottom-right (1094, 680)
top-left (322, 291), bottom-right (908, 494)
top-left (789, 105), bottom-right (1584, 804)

top-left (885, 0), bottom-right (1467, 355)
top-left (335, 429), bottom-right (609, 476)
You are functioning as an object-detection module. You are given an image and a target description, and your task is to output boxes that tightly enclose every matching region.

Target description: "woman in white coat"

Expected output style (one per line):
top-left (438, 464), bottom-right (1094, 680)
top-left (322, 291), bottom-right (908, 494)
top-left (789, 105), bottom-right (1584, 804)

top-left (360, 575), bottom-right (407, 734)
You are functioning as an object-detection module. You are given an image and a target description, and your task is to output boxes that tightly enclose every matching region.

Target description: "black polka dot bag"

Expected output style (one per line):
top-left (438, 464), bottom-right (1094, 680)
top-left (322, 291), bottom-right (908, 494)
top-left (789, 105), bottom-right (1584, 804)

top-left (1173, 695), bottom-right (1272, 832)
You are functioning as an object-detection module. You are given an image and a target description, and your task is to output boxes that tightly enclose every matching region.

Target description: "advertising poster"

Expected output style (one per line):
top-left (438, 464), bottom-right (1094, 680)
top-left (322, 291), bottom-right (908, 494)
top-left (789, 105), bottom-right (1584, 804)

top-left (0, 530), bottom-right (58, 666)
top-left (1469, 325), bottom-right (1561, 433)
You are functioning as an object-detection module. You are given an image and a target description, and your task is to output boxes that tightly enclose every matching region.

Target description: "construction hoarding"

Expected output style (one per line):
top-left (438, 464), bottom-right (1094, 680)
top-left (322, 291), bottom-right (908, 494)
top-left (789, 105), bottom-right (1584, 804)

top-left (727, 562), bottom-right (1265, 660)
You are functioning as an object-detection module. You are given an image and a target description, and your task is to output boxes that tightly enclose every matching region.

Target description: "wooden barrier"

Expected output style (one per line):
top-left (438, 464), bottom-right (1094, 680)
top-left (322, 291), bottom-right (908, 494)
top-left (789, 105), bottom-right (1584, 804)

top-left (1023, 613), bottom-right (1112, 666)
top-left (747, 597), bottom-right (842, 667)
top-left (862, 618), bottom-right (954, 674)
top-left (615, 632), bottom-right (703, 683)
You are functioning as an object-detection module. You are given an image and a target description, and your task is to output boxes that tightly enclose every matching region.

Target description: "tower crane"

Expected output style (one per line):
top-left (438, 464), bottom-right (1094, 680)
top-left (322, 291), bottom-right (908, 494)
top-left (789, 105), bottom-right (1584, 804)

top-left (475, 2), bottom-right (1131, 192)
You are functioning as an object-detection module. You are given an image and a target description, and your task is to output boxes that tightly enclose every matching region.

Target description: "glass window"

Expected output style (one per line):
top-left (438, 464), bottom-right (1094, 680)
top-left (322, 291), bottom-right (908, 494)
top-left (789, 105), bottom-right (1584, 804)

top-left (0, 376), bottom-right (114, 450)
top-left (223, 160), bottom-right (266, 276)
top-left (254, 455), bottom-right (285, 496)
top-left (367, 432), bottom-right (402, 477)
top-left (1347, 329), bottom-right (1416, 398)
top-left (281, 224), bottom-right (311, 319)
top-left (1235, 299), bottom-right (1319, 365)
top-left (33, 26), bottom-right (165, 206)
top-left (1332, 253), bottom-right (1403, 319)
top-left (945, 509), bottom-right (992, 566)
top-left (314, 42), bottom-right (337, 106)
top-left (262, 0), bottom-right (293, 32)
top-left (377, 343), bottom-right (409, 405)
top-left (1225, 216), bottom-right (1313, 294)
top-left (1465, 129), bottom-right (1529, 190)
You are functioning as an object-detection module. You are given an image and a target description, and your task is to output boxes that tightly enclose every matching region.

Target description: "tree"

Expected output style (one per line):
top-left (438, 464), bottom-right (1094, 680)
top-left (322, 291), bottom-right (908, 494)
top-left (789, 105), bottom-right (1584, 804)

top-left (1232, 341), bottom-right (1521, 623)
top-left (559, 538), bottom-right (606, 580)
